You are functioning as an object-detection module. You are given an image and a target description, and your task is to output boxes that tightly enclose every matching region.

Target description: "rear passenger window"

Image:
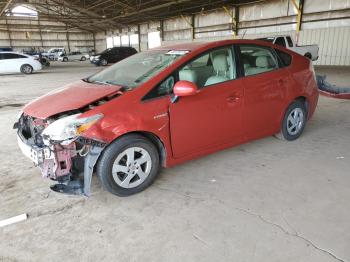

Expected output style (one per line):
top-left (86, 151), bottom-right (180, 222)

top-left (239, 45), bottom-right (279, 76)
top-left (3, 53), bottom-right (24, 59)
top-left (275, 49), bottom-right (292, 67)
top-left (178, 47), bottom-right (236, 88)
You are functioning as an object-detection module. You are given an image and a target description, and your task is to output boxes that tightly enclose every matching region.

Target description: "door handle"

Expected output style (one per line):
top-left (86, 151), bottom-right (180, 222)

top-left (279, 78), bottom-right (286, 86)
top-left (226, 96), bottom-right (240, 103)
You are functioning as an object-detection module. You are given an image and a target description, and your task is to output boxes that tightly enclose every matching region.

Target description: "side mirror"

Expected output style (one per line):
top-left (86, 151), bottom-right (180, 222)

top-left (173, 80), bottom-right (198, 97)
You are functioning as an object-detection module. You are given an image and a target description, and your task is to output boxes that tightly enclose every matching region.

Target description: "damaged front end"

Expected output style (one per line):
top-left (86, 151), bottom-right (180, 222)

top-left (14, 113), bottom-right (106, 196)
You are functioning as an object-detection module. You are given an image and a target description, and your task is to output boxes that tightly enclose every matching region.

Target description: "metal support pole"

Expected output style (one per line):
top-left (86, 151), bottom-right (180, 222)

top-left (160, 20), bottom-right (164, 42)
top-left (66, 26), bottom-right (71, 52)
top-left (191, 15), bottom-right (195, 40)
top-left (180, 14), bottom-right (194, 41)
top-left (137, 24), bottom-right (141, 51)
top-left (292, 0), bottom-right (304, 44)
top-left (223, 6), bottom-right (236, 39)
top-left (93, 32), bottom-right (96, 53)
top-left (38, 17), bottom-right (44, 48)
top-left (4, 16), bottom-right (13, 48)
top-left (235, 5), bottom-right (239, 37)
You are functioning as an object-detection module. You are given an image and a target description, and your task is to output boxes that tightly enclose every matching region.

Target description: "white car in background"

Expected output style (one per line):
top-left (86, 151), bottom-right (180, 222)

top-left (42, 48), bottom-right (65, 60)
top-left (58, 51), bottom-right (90, 62)
top-left (0, 52), bottom-right (42, 74)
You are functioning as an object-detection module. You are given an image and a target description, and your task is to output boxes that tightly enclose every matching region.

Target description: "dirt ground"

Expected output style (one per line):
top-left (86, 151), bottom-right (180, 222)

top-left (0, 62), bottom-right (349, 262)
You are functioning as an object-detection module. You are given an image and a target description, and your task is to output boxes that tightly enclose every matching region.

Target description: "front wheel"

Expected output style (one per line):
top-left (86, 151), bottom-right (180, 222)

top-left (275, 100), bottom-right (307, 141)
top-left (97, 134), bottom-right (160, 196)
top-left (100, 59), bottom-right (108, 66)
top-left (63, 57), bottom-right (68, 62)
top-left (20, 64), bottom-right (33, 74)
top-left (81, 56), bottom-right (86, 61)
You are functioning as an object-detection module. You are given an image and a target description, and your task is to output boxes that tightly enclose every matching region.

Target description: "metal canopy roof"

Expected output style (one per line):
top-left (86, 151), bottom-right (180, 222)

top-left (0, 0), bottom-right (267, 32)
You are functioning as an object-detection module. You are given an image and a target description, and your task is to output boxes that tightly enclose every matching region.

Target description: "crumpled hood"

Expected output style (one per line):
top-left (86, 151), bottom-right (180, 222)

top-left (23, 80), bottom-right (123, 119)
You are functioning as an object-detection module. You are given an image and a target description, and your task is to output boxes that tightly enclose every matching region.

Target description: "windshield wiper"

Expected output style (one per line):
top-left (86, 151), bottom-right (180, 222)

top-left (82, 78), bottom-right (91, 83)
top-left (92, 80), bottom-right (113, 86)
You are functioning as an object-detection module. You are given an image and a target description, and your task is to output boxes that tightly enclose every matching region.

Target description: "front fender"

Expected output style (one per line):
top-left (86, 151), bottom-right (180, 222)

top-left (80, 110), bottom-right (173, 167)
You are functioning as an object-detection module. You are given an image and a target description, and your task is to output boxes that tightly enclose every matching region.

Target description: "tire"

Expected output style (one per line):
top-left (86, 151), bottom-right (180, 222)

top-left (100, 59), bottom-right (108, 66)
top-left (275, 100), bottom-right (307, 141)
top-left (20, 64), bottom-right (33, 74)
top-left (97, 134), bottom-right (160, 196)
top-left (304, 53), bottom-right (312, 60)
top-left (81, 56), bottom-right (86, 61)
top-left (63, 57), bottom-right (68, 62)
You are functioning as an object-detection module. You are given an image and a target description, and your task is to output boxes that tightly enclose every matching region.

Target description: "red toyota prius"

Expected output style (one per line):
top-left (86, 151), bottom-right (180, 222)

top-left (15, 39), bottom-right (319, 196)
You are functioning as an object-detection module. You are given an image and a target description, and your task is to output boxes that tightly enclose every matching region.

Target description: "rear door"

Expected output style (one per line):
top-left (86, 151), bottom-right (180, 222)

top-left (168, 46), bottom-right (245, 158)
top-left (238, 44), bottom-right (290, 139)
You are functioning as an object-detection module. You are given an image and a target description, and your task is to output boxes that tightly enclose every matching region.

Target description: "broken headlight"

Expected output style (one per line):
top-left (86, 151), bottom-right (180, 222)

top-left (42, 113), bottom-right (103, 143)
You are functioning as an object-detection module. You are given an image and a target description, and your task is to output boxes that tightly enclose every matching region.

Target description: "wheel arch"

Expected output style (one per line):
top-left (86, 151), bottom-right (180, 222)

top-left (105, 131), bottom-right (167, 167)
top-left (279, 95), bottom-right (309, 130)
top-left (304, 52), bottom-right (312, 59)
top-left (294, 96), bottom-right (309, 117)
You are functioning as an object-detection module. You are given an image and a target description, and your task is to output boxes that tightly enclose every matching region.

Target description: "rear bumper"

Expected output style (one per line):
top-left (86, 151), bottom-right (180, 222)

top-left (32, 62), bottom-right (42, 71)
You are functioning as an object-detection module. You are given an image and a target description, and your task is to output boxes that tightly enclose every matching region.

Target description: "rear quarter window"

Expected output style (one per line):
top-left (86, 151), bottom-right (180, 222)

top-left (275, 49), bottom-right (292, 67)
top-left (3, 53), bottom-right (25, 59)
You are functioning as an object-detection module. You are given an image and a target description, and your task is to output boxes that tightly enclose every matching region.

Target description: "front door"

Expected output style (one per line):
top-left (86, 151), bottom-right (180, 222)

top-left (169, 46), bottom-right (244, 158)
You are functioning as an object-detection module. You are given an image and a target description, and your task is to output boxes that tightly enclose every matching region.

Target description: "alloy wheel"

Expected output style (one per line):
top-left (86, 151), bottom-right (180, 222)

top-left (287, 108), bottom-right (304, 135)
top-left (22, 65), bottom-right (32, 74)
top-left (112, 147), bottom-right (152, 189)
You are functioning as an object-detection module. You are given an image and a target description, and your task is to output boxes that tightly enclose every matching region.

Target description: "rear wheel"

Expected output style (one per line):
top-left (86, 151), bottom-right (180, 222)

top-left (97, 134), bottom-right (160, 196)
top-left (20, 64), bottom-right (33, 74)
top-left (275, 100), bottom-right (307, 141)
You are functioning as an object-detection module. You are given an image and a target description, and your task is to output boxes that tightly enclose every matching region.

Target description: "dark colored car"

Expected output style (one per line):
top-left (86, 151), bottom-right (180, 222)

top-left (90, 46), bottom-right (137, 66)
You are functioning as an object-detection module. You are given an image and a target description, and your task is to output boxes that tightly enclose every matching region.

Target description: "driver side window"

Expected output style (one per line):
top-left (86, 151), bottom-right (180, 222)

top-left (178, 47), bottom-right (236, 88)
top-left (142, 75), bottom-right (175, 100)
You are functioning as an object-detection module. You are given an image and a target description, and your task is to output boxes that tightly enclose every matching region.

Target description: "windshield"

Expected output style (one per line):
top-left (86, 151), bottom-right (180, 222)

top-left (87, 50), bottom-right (187, 88)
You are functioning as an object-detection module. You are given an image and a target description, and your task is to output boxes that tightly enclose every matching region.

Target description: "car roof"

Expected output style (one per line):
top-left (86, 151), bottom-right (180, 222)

top-left (153, 39), bottom-right (276, 52)
top-left (0, 51), bottom-right (28, 55)
top-left (111, 46), bottom-right (135, 49)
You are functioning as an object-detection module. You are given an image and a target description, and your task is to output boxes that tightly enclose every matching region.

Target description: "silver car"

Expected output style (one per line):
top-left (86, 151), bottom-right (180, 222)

top-left (58, 51), bottom-right (90, 62)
